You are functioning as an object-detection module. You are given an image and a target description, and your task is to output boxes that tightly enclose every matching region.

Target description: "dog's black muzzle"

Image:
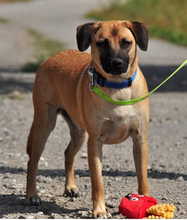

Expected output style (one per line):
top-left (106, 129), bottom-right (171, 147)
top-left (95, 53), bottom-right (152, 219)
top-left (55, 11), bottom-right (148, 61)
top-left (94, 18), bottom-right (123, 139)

top-left (100, 48), bottom-right (129, 75)
top-left (110, 58), bottom-right (128, 75)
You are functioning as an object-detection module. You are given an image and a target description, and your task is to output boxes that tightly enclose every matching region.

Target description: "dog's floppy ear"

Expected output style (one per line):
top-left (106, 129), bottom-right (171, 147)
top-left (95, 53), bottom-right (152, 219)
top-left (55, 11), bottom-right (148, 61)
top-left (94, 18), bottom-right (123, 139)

top-left (125, 21), bottom-right (149, 51)
top-left (76, 22), bottom-right (101, 51)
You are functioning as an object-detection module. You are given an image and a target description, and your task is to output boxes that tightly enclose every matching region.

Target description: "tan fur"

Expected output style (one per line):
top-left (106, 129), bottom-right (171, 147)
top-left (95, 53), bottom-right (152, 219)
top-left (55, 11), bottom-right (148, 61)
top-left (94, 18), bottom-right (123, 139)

top-left (26, 20), bottom-right (150, 218)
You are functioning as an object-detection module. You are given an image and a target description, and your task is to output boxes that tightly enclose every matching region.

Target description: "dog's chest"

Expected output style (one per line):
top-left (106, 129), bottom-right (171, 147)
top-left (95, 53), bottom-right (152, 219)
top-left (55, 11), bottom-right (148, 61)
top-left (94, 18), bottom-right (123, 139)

top-left (99, 106), bottom-right (137, 144)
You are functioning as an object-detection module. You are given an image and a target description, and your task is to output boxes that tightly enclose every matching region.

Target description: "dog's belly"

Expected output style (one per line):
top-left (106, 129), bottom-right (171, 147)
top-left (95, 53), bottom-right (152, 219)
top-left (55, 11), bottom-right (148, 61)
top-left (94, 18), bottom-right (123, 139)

top-left (99, 109), bottom-right (137, 145)
top-left (102, 126), bottom-right (129, 145)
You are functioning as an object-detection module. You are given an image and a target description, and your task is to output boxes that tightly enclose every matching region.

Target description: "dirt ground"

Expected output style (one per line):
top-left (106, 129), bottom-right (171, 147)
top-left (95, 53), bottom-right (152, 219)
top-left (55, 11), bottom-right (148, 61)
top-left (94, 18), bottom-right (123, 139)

top-left (0, 66), bottom-right (187, 219)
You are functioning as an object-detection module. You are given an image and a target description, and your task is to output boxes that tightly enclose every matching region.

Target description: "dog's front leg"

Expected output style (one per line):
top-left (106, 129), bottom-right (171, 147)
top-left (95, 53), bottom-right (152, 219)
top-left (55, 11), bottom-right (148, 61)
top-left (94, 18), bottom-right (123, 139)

top-left (87, 137), bottom-right (107, 218)
top-left (132, 133), bottom-right (150, 196)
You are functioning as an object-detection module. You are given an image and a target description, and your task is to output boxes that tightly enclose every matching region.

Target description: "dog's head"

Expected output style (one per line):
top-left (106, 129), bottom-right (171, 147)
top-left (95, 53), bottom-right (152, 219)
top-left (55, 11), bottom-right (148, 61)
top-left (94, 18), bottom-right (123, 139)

top-left (76, 20), bottom-right (148, 78)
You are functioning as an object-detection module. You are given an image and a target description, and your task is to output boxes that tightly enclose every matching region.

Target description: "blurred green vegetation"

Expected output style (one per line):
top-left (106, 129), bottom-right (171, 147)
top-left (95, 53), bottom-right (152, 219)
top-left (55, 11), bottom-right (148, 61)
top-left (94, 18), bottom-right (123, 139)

top-left (22, 29), bottom-right (65, 72)
top-left (86, 0), bottom-right (187, 46)
top-left (0, 17), bottom-right (8, 23)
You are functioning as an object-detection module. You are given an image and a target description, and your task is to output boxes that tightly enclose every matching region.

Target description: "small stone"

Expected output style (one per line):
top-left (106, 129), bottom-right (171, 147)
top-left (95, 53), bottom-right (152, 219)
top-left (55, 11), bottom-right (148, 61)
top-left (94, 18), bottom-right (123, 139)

top-left (4, 182), bottom-right (23, 189)
top-left (107, 213), bottom-right (112, 218)
top-left (13, 183), bottom-right (24, 189)
top-left (3, 173), bottom-right (11, 178)
top-left (161, 197), bottom-right (168, 201)
top-left (4, 182), bottom-right (14, 189)
top-left (175, 142), bottom-right (181, 146)
top-left (181, 210), bottom-right (186, 215)
top-left (78, 211), bottom-right (88, 217)
top-left (85, 183), bottom-right (91, 189)
top-left (40, 157), bottom-right (45, 161)
top-left (177, 176), bottom-right (184, 181)
top-left (50, 213), bottom-right (63, 219)
top-left (106, 200), bottom-right (117, 208)
top-left (107, 180), bottom-right (112, 186)
top-left (147, 165), bottom-right (152, 170)
top-left (37, 212), bottom-right (44, 215)
top-left (38, 189), bottom-right (46, 196)
top-left (71, 197), bottom-right (76, 202)
top-left (36, 176), bottom-right (51, 183)
top-left (150, 117), bottom-right (157, 123)
top-left (81, 152), bottom-right (87, 158)
top-left (9, 90), bottom-right (22, 100)
top-left (15, 153), bottom-right (22, 158)
top-left (45, 177), bottom-right (52, 183)
top-left (115, 177), bottom-right (121, 181)
top-left (36, 176), bottom-right (44, 183)
top-left (3, 128), bottom-right (11, 136)
top-left (176, 200), bottom-right (182, 205)
top-left (18, 214), bottom-right (33, 219)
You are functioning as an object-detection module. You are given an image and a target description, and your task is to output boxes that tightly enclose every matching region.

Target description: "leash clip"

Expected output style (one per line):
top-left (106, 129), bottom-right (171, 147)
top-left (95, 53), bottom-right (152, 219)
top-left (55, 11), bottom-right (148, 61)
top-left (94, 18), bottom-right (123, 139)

top-left (128, 77), bottom-right (132, 87)
top-left (88, 66), bottom-right (95, 91)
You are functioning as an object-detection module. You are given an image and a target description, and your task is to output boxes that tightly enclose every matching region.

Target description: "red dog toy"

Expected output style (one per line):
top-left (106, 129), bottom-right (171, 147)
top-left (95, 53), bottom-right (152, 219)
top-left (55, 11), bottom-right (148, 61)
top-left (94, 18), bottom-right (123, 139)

top-left (119, 193), bottom-right (158, 219)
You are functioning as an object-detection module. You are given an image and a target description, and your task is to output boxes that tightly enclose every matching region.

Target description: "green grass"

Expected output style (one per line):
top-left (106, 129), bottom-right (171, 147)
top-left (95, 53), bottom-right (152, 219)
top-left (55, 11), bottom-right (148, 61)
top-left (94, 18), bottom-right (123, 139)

top-left (86, 0), bottom-right (187, 46)
top-left (22, 29), bottom-right (65, 72)
top-left (0, 17), bottom-right (8, 23)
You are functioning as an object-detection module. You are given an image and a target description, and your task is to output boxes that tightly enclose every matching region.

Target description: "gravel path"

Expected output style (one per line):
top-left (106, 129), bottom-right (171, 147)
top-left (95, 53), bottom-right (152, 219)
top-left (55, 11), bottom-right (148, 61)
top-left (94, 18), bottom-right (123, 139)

top-left (0, 0), bottom-right (187, 219)
top-left (0, 91), bottom-right (187, 219)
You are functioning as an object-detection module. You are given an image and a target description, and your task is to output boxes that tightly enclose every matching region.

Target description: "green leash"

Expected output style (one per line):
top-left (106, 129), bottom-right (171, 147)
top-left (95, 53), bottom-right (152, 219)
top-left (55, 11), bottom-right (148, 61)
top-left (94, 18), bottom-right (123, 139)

top-left (92, 60), bottom-right (187, 106)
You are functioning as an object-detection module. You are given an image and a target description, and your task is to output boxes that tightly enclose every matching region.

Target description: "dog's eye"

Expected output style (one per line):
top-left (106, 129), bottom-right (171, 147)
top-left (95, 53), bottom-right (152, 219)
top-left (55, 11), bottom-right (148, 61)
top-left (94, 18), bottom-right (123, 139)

top-left (97, 40), bottom-right (109, 48)
top-left (121, 40), bottom-right (132, 49)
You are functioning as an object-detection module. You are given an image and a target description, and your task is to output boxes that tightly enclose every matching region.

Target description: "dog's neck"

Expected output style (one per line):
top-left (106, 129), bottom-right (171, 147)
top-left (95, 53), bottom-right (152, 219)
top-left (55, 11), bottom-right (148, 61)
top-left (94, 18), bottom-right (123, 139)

top-left (88, 64), bottom-right (137, 89)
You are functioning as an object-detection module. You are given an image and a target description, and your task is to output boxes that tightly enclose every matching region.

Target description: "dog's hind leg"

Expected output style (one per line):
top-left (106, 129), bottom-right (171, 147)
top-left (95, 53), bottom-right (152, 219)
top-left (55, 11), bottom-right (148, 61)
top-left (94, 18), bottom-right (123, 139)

top-left (26, 103), bottom-right (57, 205)
top-left (62, 110), bottom-right (86, 197)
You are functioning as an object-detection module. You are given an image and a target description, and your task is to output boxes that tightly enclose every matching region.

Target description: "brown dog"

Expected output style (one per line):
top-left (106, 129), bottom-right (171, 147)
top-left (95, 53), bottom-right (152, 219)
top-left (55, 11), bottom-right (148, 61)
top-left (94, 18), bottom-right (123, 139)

top-left (26, 20), bottom-right (150, 218)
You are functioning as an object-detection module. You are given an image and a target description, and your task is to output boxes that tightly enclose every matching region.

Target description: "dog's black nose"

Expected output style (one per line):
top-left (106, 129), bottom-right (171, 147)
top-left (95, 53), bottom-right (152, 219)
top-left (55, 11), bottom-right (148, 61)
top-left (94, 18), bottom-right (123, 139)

top-left (111, 58), bottom-right (123, 68)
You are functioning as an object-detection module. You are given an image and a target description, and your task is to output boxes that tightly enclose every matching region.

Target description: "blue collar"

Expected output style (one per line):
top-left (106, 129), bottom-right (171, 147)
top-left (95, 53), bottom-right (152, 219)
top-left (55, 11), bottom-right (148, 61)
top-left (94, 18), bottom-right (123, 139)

top-left (88, 67), bottom-right (137, 89)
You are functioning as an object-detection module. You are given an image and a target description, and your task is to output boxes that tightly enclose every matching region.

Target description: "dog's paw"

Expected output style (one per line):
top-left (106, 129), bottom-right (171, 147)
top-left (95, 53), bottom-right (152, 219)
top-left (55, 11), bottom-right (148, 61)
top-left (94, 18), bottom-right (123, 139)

top-left (93, 211), bottom-right (111, 219)
top-left (64, 186), bottom-right (79, 197)
top-left (29, 195), bottom-right (41, 206)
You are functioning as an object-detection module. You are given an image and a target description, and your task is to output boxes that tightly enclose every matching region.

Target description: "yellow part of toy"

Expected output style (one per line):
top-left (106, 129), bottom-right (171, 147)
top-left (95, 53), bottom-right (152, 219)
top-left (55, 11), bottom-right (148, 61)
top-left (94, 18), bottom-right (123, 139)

top-left (145, 204), bottom-right (175, 219)
top-left (163, 212), bottom-right (174, 219)
top-left (163, 204), bottom-right (175, 212)
top-left (143, 215), bottom-right (164, 219)
top-left (147, 204), bottom-right (165, 216)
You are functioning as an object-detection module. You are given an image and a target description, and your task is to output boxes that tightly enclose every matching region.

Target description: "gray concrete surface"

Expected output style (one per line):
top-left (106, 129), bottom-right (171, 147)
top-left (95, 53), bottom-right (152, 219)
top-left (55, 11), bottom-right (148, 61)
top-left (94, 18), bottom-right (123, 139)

top-left (0, 0), bottom-right (186, 70)
top-left (0, 0), bottom-right (109, 47)
top-left (0, 0), bottom-right (109, 69)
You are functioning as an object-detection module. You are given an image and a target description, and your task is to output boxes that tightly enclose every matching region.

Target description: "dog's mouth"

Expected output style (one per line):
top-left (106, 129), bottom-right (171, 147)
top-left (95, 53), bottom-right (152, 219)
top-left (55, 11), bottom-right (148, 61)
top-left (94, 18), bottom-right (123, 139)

top-left (100, 51), bottom-right (129, 75)
top-left (101, 58), bottom-right (129, 75)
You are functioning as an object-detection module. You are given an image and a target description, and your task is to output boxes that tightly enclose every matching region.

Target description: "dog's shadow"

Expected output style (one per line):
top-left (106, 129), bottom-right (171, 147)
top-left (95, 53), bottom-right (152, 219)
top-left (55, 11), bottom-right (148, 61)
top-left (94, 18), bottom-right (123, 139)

top-left (1, 166), bottom-right (186, 180)
top-left (141, 65), bottom-right (187, 92)
top-left (34, 168), bottom-right (187, 181)
top-left (0, 193), bottom-right (90, 219)
top-left (0, 65), bottom-right (187, 95)
top-left (0, 167), bottom-right (186, 218)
